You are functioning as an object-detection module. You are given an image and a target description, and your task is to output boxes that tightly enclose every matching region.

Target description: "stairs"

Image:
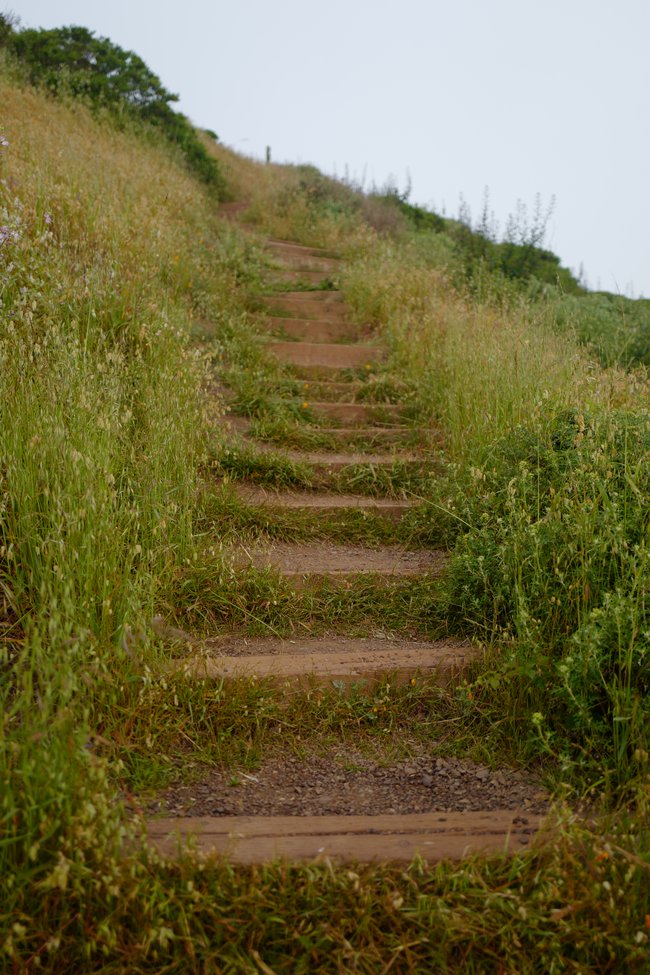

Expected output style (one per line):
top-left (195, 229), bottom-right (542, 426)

top-left (144, 212), bottom-right (548, 866)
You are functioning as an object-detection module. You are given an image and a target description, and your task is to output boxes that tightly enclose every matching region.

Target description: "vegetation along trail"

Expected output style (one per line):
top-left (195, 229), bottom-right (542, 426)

top-left (1, 16), bottom-right (649, 972)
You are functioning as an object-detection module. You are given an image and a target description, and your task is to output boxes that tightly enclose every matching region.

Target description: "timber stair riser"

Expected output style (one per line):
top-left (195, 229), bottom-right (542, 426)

top-left (304, 402), bottom-right (403, 424)
top-left (170, 639), bottom-right (477, 688)
top-left (267, 341), bottom-right (384, 370)
top-left (257, 317), bottom-right (362, 343)
top-left (267, 270), bottom-right (334, 286)
top-left (235, 485), bottom-right (412, 522)
top-left (147, 811), bottom-right (544, 864)
top-left (232, 439), bottom-right (426, 473)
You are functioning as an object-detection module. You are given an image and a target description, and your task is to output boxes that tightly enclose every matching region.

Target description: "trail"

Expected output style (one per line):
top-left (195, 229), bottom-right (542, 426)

top-left (146, 205), bottom-right (547, 863)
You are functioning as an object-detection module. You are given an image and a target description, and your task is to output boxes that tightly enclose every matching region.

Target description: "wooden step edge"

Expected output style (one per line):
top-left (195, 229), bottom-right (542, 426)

top-left (145, 810), bottom-right (547, 863)
top-left (308, 402), bottom-right (404, 417)
top-left (167, 643), bottom-right (476, 685)
top-left (271, 258), bottom-right (340, 273)
top-left (234, 486), bottom-right (412, 519)
top-left (309, 428), bottom-right (415, 442)
top-left (256, 319), bottom-right (362, 342)
top-left (266, 271), bottom-right (335, 285)
top-left (258, 291), bottom-right (345, 302)
top-left (266, 238), bottom-right (339, 259)
top-left (233, 439), bottom-right (425, 471)
top-left (278, 569), bottom-right (434, 588)
top-left (266, 343), bottom-right (386, 367)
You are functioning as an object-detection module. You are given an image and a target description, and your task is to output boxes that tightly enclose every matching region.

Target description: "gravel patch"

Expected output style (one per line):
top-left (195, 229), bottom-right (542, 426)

top-left (145, 749), bottom-right (549, 819)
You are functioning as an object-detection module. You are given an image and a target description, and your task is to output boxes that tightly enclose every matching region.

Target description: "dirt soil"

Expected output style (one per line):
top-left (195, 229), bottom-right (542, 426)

top-left (146, 747), bottom-right (549, 819)
top-left (236, 541), bottom-right (447, 575)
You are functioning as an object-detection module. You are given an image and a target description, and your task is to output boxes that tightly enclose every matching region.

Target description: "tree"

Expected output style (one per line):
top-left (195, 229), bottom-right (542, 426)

top-left (9, 25), bottom-right (177, 110)
top-left (4, 23), bottom-right (224, 192)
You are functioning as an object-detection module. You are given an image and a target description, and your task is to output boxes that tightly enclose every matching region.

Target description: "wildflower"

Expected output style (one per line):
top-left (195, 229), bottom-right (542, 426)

top-left (467, 690), bottom-right (473, 701)
top-left (595, 851), bottom-right (609, 862)
top-left (365, 363), bottom-right (372, 370)
top-left (531, 711), bottom-right (544, 726)
top-left (44, 212), bottom-right (52, 225)
top-left (0, 137), bottom-right (8, 148)
top-left (0, 225), bottom-right (19, 246)
top-left (410, 677), bottom-right (416, 686)
top-left (302, 401), bottom-right (309, 409)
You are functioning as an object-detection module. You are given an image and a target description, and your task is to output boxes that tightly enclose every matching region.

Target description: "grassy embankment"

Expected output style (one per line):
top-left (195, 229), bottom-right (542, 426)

top-left (1, 63), bottom-right (649, 972)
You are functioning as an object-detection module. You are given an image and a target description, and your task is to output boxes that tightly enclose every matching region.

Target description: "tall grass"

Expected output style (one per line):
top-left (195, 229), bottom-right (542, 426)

top-left (338, 230), bottom-right (650, 794)
top-left (2, 67), bottom-right (649, 972)
top-left (0, 72), bottom-right (249, 956)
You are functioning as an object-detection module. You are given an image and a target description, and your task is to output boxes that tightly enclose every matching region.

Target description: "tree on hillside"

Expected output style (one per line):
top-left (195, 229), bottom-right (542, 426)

top-left (7, 25), bottom-right (177, 110)
top-left (0, 19), bottom-right (224, 192)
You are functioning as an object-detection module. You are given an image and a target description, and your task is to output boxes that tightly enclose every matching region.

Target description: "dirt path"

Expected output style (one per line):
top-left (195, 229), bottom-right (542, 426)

top-left (144, 211), bottom-right (550, 865)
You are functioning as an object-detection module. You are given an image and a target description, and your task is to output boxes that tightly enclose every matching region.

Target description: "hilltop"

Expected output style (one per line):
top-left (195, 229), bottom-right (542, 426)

top-left (1, 22), bottom-right (649, 973)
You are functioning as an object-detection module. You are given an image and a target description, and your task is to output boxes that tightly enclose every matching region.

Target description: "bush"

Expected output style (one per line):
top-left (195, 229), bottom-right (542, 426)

top-left (2, 21), bottom-right (224, 192)
top-left (442, 408), bottom-right (650, 787)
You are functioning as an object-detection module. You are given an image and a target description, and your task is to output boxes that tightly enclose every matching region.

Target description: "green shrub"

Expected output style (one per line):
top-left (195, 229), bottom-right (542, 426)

top-left (442, 408), bottom-right (650, 787)
top-left (2, 21), bottom-right (224, 192)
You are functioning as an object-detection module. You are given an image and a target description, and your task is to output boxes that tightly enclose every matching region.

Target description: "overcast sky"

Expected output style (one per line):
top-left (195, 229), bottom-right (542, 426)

top-left (9, 0), bottom-right (650, 296)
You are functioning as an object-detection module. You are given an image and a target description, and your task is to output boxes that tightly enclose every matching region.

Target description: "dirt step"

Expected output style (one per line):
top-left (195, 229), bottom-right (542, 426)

top-left (273, 254), bottom-right (340, 273)
top-left (228, 416), bottom-right (422, 449)
top-left (170, 635), bottom-right (475, 686)
top-left (266, 239), bottom-right (339, 262)
top-left (235, 483), bottom-right (412, 521)
top-left (267, 342), bottom-right (384, 370)
top-left (235, 541), bottom-right (446, 581)
top-left (146, 810), bottom-right (545, 864)
top-left (239, 439), bottom-right (423, 471)
top-left (258, 293), bottom-right (349, 322)
top-left (257, 317), bottom-right (363, 343)
top-left (296, 379), bottom-right (364, 401)
top-left (267, 269), bottom-right (334, 286)
top-left (314, 427), bottom-right (419, 445)
top-left (305, 402), bottom-right (403, 424)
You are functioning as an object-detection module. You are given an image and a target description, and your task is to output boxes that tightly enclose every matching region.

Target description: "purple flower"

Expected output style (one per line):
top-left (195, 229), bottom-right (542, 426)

top-left (0, 225), bottom-right (19, 246)
top-left (44, 212), bottom-right (52, 226)
top-left (0, 137), bottom-right (8, 149)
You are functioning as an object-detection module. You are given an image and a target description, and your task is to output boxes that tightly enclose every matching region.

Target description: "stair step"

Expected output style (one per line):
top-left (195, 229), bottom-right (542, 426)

top-left (235, 484), bottom-right (412, 521)
top-left (267, 269), bottom-right (334, 286)
top-left (305, 402), bottom-right (402, 424)
top-left (313, 427), bottom-right (417, 444)
top-left (258, 293), bottom-right (349, 322)
top-left (267, 342), bottom-right (384, 370)
top-left (146, 810), bottom-right (544, 863)
top-left (239, 439), bottom-right (422, 471)
top-left (266, 239), bottom-right (338, 261)
top-left (258, 317), bottom-right (362, 343)
top-left (236, 541), bottom-right (446, 582)
top-left (273, 254), bottom-right (340, 273)
top-left (169, 635), bottom-right (475, 685)
top-left (227, 414), bottom-right (422, 452)
top-left (296, 379), bottom-right (364, 400)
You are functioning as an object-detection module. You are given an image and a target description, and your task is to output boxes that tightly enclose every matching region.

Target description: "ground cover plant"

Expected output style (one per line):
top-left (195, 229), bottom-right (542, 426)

top-left (1, 35), bottom-right (649, 973)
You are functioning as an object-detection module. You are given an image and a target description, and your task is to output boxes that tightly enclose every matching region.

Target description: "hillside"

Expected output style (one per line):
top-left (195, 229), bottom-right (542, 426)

top-left (1, 31), bottom-right (649, 973)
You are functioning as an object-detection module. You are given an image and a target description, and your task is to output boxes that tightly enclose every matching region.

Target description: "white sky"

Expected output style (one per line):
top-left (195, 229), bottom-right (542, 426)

top-left (9, 0), bottom-right (650, 296)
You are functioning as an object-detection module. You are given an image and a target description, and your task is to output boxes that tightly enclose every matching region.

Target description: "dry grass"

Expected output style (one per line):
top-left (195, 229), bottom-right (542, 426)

top-left (2, 69), bottom-right (649, 974)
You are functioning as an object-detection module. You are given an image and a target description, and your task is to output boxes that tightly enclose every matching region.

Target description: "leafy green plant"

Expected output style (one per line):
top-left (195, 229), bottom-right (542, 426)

top-left (3, 21), bottom-right (224, 191)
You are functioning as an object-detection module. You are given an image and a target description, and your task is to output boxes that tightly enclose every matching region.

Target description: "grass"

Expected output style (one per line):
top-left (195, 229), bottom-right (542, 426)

top-left (2, 52), bottom-right (650, 974)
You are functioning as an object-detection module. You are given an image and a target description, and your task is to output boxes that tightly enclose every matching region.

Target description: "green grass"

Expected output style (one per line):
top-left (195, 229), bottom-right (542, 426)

top-left (2, 53), bottom-right (650, 975)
